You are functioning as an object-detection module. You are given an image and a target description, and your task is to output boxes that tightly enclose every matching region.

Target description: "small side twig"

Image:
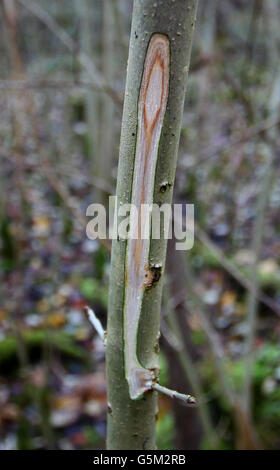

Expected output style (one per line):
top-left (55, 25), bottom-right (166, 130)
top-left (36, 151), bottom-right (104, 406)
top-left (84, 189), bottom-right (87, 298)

top-left (153, 383), bottom-right (196, 406)
top-left (84, 306), bottom-right (105, 341)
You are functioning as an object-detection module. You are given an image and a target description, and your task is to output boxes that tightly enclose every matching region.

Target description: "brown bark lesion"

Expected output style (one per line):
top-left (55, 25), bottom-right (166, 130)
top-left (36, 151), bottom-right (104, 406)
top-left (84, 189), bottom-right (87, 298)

top-left (144, 263), bottom-right (162, 288)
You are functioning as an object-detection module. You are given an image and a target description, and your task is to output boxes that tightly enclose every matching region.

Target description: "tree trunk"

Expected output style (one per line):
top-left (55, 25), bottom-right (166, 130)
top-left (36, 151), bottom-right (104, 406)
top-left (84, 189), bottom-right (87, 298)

top-left (76, 0), bottom-right (99, 172)
top-left (98, 0), bottom-right (115, 205)
top-left (162, 238), bottom-right (208, 450)
top-left (106, 0), bottom-right (198, 450)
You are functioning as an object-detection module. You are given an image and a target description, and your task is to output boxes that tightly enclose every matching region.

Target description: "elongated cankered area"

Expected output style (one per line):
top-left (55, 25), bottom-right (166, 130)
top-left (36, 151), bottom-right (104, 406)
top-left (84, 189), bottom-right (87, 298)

top-left (123, 34), bottom-right (170, 400)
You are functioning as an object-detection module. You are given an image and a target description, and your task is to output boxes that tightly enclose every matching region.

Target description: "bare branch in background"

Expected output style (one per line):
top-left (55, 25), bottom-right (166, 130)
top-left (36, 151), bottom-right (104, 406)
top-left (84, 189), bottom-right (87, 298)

top-left (0, 78), bottom-right (123, 107)
top-left (180, 116), bottom-right (280, 169)
top-left (17, 0), bottom-right (122, 106)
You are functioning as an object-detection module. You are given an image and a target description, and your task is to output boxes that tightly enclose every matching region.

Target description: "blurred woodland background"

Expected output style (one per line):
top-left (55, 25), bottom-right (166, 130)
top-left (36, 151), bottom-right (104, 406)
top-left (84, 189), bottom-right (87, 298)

top-left (0, 0), bottom-right (280, 450)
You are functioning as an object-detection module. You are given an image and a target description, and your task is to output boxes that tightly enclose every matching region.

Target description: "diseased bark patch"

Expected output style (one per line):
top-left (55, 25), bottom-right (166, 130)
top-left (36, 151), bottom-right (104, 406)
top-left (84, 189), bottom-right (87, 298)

top-left (144, 263), bottom-right (162, 288)
top-left (123, 34), bottom-right (170, 400)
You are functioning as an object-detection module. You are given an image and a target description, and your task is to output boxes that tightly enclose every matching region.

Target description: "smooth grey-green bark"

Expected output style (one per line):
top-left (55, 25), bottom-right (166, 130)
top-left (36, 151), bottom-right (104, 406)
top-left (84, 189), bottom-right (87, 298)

top-left (106, 0), bottom-right (198, 450)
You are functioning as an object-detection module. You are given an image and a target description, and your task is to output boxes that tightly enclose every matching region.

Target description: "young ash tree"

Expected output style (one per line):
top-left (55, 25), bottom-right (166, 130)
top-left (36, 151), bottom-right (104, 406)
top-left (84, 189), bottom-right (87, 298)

top-left (106, 0), bottom-right (199, 450)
